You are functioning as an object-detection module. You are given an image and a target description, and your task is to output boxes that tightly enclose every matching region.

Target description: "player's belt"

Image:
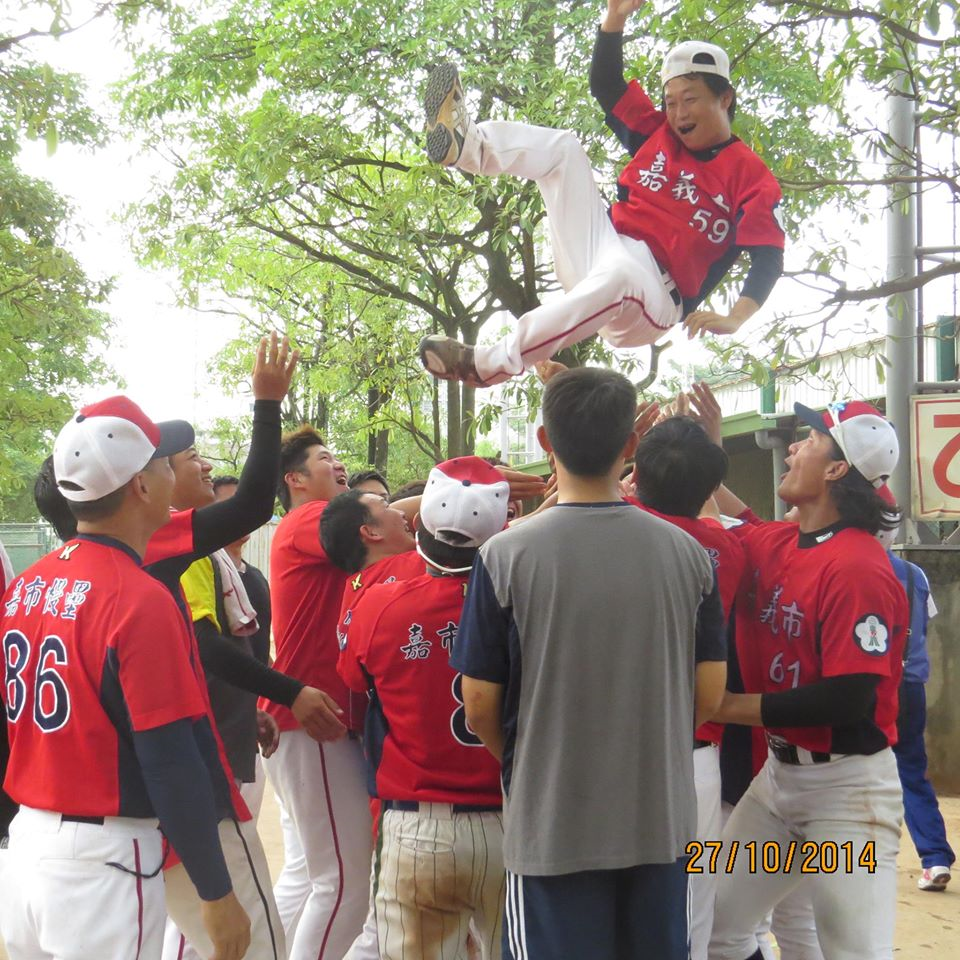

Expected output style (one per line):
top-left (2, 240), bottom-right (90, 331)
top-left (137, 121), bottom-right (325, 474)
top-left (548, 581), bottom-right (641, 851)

top-left (660, 268), bottom-right (683, 307)
top-left (694, 739), bottom-right (714, 750)
top-left (767, 734), bottom-right (844, 765)
top-left (383, 799), bottom-right (502, 815)
top-left (62, 814), bottom-right (105, 825)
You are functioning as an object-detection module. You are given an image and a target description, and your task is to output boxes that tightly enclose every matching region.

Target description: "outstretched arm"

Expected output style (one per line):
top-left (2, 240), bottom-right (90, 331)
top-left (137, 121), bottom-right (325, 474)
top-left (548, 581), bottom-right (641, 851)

top-left (191, 334), bottom-right (299, 555)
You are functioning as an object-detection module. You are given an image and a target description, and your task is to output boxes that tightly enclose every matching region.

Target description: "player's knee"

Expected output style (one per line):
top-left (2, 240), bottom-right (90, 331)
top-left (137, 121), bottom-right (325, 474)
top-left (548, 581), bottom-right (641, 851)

top-left (554, 128), bottom-right (588, 163)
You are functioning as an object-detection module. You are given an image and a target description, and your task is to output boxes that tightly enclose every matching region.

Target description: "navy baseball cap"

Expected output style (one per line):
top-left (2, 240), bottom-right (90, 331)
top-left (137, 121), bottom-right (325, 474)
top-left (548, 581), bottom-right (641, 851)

top-left (794, 401), bottom-right (898, 487)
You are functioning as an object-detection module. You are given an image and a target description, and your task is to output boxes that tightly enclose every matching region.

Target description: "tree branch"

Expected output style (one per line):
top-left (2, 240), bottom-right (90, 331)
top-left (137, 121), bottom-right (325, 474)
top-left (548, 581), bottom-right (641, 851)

top-left (829, 260), bottom-right (960, 304)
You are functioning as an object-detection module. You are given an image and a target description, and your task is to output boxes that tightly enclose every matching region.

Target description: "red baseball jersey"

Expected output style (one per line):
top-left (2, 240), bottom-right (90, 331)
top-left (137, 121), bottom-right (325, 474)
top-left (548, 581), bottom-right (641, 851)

top-left (609, 82), bottom-right (784, 299)
top-left (337, 550), bottom-right (426, 733)
top-left (143, 508), bottom-right (195, 566)
top-left (339, 573), bottom-right (502, 806)
top-left (733, 518), bottom-right (907, 754)
top-left (627, 500), bottom-right (744, 743)
top-left (1, 537), bottom-right (206, 816)
top-left (262, 500), bottom-right (349, 731)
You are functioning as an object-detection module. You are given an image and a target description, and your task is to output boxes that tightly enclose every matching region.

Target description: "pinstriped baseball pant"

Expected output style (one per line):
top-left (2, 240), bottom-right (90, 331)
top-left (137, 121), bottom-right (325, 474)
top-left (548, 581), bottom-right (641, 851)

top-left (454, 121), bottom-right (682, 385)
top-left (376, 805), bottom-right (505, 960)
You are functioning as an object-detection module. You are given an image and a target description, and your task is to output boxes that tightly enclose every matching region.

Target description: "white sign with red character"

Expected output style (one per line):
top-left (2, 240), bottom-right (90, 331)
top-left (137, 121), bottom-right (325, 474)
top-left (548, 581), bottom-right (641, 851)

top-left (911, 394), bottom-right (960, 518)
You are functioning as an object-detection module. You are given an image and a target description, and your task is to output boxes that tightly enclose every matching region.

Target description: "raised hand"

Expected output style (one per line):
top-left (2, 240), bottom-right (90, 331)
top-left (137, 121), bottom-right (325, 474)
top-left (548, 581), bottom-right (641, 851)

top-left (634, 399), bottom-right (661, 439)
top-left (604, 0), bottom-right (645, 31)
top-left (687, 381), bottom-right (723, 447)
top-left (534, 359), bottom-right (568, 384)
top-left (494, 466), bottom-right (549, 501)
top-left (252, 331), bottom-right (300, 402)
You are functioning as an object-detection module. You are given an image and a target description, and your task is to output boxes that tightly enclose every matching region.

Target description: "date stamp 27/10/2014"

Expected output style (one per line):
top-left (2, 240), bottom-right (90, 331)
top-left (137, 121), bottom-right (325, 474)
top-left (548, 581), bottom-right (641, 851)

top-left (686, 840), bottom-right (877, 875)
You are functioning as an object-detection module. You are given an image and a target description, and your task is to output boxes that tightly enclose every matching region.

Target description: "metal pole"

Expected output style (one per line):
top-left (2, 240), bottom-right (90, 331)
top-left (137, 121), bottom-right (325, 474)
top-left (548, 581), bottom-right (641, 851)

top-left (885, 70), bottom-right (918, 538)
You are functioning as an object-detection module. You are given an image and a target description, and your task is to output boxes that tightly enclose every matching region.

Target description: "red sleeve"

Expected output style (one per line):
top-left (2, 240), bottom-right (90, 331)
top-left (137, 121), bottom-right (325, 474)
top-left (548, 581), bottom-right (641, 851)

top-left (610, 80), bottom-right (665, 137)
top-left (144, 510), bottom-right (195, 565)
top-left (734, 162), bottom-right (785, 249)
top-left (289, 501), bottom-right (329, 559)
top-left (337, 587), bottom-right (384, 694)
top-left (714, 534), bottom-right (746, 620)
top-left (116, 589), bottom-right (207, 730)
top-left (818, 558), bottom-right (907, 680)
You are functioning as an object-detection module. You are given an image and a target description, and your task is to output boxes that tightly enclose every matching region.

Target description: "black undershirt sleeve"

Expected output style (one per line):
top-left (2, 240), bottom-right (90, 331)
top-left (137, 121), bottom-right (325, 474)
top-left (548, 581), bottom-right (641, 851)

top-left (191, 399), bottom-right (281, 557)
top-left (689, 244), bottom-right (784, 314)
top-left (760, 674), bottom-right (881, 728)
top-left (740, 245), bottom-right (784, 305)
top-left (194, 618), bottom-right (303, 707)
top-left (695, 575), bottom-right (727, 664)
top-left (133, 718), bottom-right (232, 901)
top-left (589, 27), bottom-right (628, 114)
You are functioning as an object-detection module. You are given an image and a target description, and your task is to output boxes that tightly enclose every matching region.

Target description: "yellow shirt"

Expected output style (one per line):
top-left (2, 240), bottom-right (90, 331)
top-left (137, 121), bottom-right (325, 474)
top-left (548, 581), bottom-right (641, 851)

top-left (179, 556), bottom-right (221, 631)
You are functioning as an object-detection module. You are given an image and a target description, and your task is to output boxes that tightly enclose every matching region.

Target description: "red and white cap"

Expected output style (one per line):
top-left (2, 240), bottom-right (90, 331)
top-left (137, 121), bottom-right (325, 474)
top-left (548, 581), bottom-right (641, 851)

top-left (419, 457), bottom-right (510, 549)
top-left (874, 483), bottom-right (900, 549)
top-left (53, 396), bottom-right (195, 502)
top-left (661, 41), bottom-right (731, 86)
top-left (794, 400), bottom-right (899, 488)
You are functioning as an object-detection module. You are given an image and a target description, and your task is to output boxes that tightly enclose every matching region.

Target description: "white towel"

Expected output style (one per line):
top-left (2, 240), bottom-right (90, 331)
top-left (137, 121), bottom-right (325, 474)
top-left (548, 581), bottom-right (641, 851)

top-left (211, 549), bottom-right (259, 637)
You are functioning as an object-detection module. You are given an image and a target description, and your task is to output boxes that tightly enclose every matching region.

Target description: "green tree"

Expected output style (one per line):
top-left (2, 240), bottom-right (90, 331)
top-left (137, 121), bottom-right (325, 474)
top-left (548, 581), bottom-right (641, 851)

top-left (121, 0), bottom-right (958, 449)
top-left (0, 3), bottom-right (118, 517)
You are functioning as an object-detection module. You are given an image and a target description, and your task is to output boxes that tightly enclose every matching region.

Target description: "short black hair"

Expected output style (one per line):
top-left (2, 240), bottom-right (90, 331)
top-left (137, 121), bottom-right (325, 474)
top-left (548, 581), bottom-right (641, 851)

top-left (278, 425), bottom-right (325, 512)
top-left (634, 417), bottom-right (729, 518)
top-left (415, 525), bottom-right (477, 573)
top-left (320, 489), bottom-right (375, 573)
top-left (66, 488), bottom-right (128, 525)
top-left (348, 469), bottom-right (389, 495)
top-left (542, 368), bottom-right (637, 477)
top-left (212, 475), bottom-right (240, 494)
top-left (34, 455), bottom-right (78, 542)
top-left (390, 480), bottom-right (427, 502)
top-left (663, 72), bottom-right (737, 121)
top-left (827, 438), bottom-right (900, 535)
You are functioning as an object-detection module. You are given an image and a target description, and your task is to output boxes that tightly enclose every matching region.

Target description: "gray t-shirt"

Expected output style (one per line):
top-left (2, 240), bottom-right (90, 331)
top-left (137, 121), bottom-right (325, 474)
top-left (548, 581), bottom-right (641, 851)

top-left (452, 502), bottom-right (722, 876)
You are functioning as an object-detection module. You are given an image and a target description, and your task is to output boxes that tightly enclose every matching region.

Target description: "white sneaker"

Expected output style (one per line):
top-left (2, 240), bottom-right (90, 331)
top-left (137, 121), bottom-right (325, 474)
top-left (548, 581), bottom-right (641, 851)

top-left (917, 865), bottom-right (951, 891)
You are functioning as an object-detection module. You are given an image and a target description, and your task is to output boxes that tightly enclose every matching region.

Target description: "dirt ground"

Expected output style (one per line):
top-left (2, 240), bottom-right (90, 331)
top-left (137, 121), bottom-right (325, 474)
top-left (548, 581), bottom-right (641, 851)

top-left (255, 787), bottom-right (959, 956)
top-left (1, 789), bottom-right (954, 958)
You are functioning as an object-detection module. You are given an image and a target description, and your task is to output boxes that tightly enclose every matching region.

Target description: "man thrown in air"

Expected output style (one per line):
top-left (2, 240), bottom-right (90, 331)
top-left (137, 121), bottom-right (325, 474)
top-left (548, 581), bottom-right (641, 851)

top-left (418, 0), bottom-right (785, 387)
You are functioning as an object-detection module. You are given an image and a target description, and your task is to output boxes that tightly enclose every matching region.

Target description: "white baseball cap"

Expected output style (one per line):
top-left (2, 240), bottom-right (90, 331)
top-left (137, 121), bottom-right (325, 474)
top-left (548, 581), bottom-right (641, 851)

top-left (54, 395), bottom-right (195, 502)
top-left (661, 41), bottom-right (731, 86)
top-left (794, 401), bottom-right (899, 487)
top-left (419, 457), bottom-right (510, 549)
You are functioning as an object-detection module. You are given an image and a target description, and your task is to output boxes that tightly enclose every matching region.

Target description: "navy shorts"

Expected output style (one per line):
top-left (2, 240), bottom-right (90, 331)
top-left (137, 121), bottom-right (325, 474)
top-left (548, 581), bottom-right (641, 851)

top-left (503, 857), bottom-right (689, 960)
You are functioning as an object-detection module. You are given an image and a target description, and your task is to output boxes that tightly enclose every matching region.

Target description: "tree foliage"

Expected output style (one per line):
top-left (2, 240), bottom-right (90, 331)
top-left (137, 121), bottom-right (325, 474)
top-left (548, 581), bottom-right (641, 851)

top-left (0, 3), bottom-right (122, 517)
top-left (120, 0), bottom-right (959, 456)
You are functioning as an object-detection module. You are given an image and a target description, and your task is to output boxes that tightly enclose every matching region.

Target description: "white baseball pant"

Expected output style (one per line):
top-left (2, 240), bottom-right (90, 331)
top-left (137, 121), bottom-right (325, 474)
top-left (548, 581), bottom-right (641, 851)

top-left (375, 804), bottom-right (505, 960)
top-left (454, 120), bottom-right (682, 384)
top-left (263, 729), bottom-right (372, 960)
top-left (162, 769), bottom-right (274, 960)
top-left (163, 815), bottom-right (284, 960)
top-left (690, 744), bottom-right (723, 960)
top-left (273, 787), bottom-right (311, 943)
top-left (719, 801), bottom-right (823, 960)
top-left (343, 847), bottom-right (381, 960)
top-left (0, 806), bottom-right (165, 960)
top-left (709, 750), bottom-right (902, 960)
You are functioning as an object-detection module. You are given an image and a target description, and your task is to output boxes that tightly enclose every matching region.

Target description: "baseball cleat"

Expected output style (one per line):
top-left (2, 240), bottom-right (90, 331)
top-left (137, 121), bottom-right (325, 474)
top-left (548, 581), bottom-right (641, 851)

top-left (418, 335), bottom-right (486, 388)
top-left (424, 62), bottom-right (470, 166)
top-left (917, 865), bottom-right (950, 891)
